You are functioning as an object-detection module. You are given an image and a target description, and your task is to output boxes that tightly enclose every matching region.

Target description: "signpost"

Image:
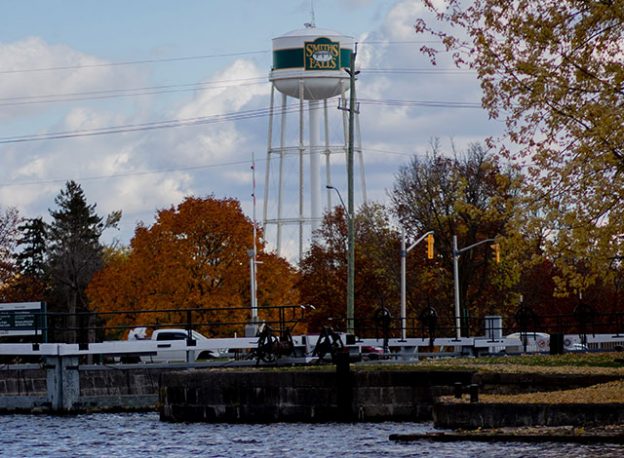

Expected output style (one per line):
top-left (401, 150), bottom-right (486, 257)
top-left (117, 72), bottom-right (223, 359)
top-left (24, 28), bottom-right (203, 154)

top-left (0, 302), bottom-right (47, 342)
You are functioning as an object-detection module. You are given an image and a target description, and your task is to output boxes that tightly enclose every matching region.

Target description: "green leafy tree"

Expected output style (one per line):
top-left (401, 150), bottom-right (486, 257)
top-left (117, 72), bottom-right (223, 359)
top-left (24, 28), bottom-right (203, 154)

top-left (15, 217), bottom-right (47, 278)
top-left (47, 181), bottom-right (120, 343)
top-left (3, 217), bottom-right (50, 304)
top-left (391, 142), bottom-right (523, 333)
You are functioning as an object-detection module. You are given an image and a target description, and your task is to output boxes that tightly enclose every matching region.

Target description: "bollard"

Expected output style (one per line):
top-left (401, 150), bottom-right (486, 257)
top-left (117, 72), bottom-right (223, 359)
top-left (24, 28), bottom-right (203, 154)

top-left (335, 350), bottom-right (353, 421)
top-left (335, 350), bottom-right (350, 377)
top-left (469, 384), bottom-right (479, 403)
top-left (454, 382), bottom-right (463, 399)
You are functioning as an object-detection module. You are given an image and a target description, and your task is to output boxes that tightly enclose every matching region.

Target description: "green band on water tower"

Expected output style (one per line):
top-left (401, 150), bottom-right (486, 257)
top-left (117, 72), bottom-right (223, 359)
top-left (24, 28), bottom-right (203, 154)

top-left (273, 41), bottom-right (352, 70)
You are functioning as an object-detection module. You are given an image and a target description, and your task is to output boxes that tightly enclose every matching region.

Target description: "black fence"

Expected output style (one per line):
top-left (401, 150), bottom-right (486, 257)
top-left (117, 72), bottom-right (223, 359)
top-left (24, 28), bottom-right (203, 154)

top-left (3, 303), bottom-right (624, 345)
top-left (2, 304), bottom-right (312, 344)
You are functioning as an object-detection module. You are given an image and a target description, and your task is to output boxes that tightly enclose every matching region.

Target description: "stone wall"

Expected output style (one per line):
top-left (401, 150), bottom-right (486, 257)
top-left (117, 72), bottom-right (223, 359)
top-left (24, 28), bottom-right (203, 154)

top-left (0, 364), bottom-right (177, 413)
top-left (0, 366), bottom-right (47, 397)
top-left (434, 402), bottom-right (624, 429)
top-left (0, 365), bottom-right (48, 412)
top-left (159, 369), bottom-right (474, 423)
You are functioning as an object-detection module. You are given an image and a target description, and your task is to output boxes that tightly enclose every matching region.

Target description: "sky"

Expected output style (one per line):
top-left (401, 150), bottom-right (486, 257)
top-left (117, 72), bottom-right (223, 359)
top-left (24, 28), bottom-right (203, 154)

top-left (0, 0), bottom-right (501, 260)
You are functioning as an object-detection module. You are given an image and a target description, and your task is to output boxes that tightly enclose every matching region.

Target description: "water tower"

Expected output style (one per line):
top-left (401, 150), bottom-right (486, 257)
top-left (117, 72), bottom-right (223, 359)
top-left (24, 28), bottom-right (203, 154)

top-left (262, 23), bottom-right (366, 260)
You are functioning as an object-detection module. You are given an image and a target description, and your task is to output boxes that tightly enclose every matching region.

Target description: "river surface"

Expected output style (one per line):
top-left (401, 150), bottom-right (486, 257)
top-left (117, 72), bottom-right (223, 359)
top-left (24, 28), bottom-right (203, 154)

top-left (1, 412), bottom-right (623, 457)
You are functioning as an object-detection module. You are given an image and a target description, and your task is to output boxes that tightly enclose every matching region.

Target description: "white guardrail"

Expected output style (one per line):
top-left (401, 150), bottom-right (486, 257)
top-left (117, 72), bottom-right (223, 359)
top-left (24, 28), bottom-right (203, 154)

top-left (1, 333), bottom-right (624, 360)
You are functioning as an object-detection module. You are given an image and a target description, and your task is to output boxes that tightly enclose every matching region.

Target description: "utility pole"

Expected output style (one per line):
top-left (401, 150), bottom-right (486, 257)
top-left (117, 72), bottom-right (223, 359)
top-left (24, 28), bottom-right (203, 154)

top-left (345, 44), bottom-right (358, 335)
top-left (246, 153), bottom-right (260, 337)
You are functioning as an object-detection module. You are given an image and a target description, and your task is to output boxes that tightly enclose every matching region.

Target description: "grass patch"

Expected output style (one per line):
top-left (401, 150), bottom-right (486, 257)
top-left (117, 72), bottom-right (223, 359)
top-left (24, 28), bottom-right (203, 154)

top-left (478, 380), bottom-right (624, 404)
top-left (415, 353), bottom-right (624, 372)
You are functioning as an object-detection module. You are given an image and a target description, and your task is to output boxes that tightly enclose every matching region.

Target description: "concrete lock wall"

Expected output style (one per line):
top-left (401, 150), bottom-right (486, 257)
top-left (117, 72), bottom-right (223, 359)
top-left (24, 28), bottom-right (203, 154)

top-left (0, 365), bottom-right (49, 411)
top-left (159, 370), bottom-right (474, 423)
top-left (433, 402), bottom-right (624, 429)
top-left (0, 360), bottom-right (168, 413)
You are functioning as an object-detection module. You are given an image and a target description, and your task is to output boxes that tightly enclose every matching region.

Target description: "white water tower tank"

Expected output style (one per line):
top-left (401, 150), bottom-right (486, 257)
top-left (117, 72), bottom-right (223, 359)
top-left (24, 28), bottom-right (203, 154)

top-left (263, 25), bottom-right (365, 260)
top-left (270, 26), bottom-right (354, 99)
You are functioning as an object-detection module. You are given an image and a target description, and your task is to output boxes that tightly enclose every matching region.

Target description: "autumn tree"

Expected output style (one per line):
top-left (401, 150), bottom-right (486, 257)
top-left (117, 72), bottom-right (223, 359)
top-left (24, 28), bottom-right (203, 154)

top-left (299, 203), bottom-right (403, 335)
top-left (88, 196), bottom-right (299, 338)
top-left (391, 142), bottom-right (523, 334)
top-left (417, 0), bottom-right (624, 296)
top-left (47, 181), bottom-right (120, 343)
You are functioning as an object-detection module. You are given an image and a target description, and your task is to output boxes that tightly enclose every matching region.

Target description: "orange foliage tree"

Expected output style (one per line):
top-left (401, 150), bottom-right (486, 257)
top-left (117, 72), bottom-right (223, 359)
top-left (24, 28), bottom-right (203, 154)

top-left (88, 196), bottom-right (299, 338)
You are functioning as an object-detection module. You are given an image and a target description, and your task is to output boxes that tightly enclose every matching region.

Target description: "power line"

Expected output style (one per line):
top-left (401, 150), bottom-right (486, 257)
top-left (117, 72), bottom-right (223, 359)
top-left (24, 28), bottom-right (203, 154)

top-left (0, 50), bottom-right (269, 74)
top-left (0, 105), bottom-right (302, 144)
top-left (360, 40), bottom-right (443, 45)
top-left (0, 159), bottom-right (254, 188)
top-left (0, 41), bottom-right (442, 75)
top-left (0, 78), bottom-right (266, 107)
top-left (0, 98), bottom-right (482, 144)
top-left (360, 98), bottom-right (482, 109)
top-left (361, 67), bottom-right (473, 75)
top-left (0, 67), bottom-right (471, 108)
top-left (0, 147), bottom-right (420, 188)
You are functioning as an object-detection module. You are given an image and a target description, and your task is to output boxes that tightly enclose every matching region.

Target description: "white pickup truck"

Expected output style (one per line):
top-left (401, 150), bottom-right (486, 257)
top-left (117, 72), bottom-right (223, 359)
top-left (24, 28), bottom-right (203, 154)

top-left (128, 327), bottom-right (219, 363)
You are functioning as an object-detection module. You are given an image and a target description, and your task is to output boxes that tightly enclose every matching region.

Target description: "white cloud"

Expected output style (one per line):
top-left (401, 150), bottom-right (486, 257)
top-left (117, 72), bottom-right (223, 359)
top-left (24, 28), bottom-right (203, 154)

top-left (177, 59), bottom-right (267, 119)
top-left (0, 37), bottom-right (140, 121)
top-left (382, 1), bottom-right (428, 41)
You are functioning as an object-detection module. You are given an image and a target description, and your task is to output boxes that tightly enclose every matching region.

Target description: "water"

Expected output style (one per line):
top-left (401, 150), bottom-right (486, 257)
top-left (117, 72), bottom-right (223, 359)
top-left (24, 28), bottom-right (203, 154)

top-left (1, 413), bottom-right (623, 457)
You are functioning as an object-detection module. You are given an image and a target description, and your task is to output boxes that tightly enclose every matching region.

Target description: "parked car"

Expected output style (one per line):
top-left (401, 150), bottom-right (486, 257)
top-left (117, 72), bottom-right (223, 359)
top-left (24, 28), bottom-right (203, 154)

top-left (361, 345), bottom-right (384, 360)
top-left (127, 328), bottom-right (220, 363)
top-left (505, 332), bottom-right (550, 352)
top-left (565, 342), bottom-right (589, 352)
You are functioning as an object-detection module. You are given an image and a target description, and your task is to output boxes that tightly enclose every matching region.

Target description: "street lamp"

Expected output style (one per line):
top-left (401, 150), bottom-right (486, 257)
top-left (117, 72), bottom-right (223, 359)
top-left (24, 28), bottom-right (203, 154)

top-left (326, 185), bottom-right (346, 214)
top-left (326, 185), bottom-right (355, 334)
top-left (400, 229), bottom-right (434, 341)
top-left (452, 235), bottom-right (497, 339)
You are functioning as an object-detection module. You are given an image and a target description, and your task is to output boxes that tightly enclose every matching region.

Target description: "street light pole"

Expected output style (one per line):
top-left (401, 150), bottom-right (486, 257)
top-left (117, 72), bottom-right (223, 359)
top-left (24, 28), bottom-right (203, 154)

top-left (453, 235), bottom-right (461, 340)
top-left (326, 184), bottom-right (354, 333)
top-left (400, 229), bottom-right (434, 341)
top-left (453, 235), bottom-right (496, 339)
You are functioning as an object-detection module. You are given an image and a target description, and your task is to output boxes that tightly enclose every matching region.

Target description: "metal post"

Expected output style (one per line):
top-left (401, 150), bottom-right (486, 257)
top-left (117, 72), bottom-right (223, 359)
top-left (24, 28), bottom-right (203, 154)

top-left (346, 45), bottom-right (357, 335)
top-left (309, 99), bottom-right (322, 236)
top-left (400, 230), bottom-right (407, 341)
top-left (298, 80), bottom-right (305, 261)
top-left (400, 230), bottom-right (434, 341)
top-left (324, 99), bottom-right (332, 209)
top-left (453, 235), bottom-right (462, 339)
top-left (263, 85), bottom-right (274, 238)
top-left (277, 92), bottom-right (287, 255)
top-left (249, 250), bottom-right (257, 321)
top-left (250, 153), bottom-right (259, 323)
top-left (452, 236), bottom-right (496, 340)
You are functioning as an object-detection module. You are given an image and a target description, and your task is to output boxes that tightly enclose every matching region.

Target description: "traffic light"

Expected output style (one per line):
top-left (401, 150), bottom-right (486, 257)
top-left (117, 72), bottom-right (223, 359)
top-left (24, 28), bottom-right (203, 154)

top-left (491, 243), bottom-right (500, 264)
top-left (427, 233), bottom-right (434, 259)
